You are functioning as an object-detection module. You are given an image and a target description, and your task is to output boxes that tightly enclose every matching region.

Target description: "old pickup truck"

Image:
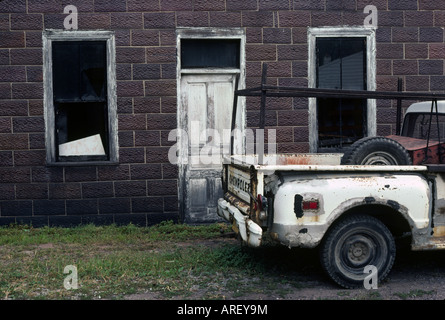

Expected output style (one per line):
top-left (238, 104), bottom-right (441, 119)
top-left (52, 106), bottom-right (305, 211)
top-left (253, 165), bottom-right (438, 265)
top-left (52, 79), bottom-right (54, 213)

top-left (217, 72), bottom-right (445, 288)
top-left (218, 152), bottom-right (445, 289)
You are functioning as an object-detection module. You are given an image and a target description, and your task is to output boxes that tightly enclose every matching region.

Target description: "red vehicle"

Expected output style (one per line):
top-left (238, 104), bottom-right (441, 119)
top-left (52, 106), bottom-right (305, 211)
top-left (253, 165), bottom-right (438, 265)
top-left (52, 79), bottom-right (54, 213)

top-left (342, 100), bottom-right (445, 166)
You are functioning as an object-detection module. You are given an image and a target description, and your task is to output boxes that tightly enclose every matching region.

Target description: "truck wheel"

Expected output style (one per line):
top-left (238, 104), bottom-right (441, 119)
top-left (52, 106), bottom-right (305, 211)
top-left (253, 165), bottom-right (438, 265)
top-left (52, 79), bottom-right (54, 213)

top-left (341, 136), bottom-right (412, 165)
top-left (319, 214), bottom-right (396, 289)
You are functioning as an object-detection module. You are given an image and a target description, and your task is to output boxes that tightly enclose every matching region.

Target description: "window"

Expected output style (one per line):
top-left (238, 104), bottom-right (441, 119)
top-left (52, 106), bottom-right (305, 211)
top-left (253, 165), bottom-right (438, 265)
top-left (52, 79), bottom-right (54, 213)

top-left (43, 31), bottom-right (118, 164)
top-left (403, 113), bottom-right (445, 141)
top-left (316, 37), bottom-right (367, 150)
top-left (308, 27), bottom-right (376, 153)
top-left (181, 39), bottom-right (241, 69)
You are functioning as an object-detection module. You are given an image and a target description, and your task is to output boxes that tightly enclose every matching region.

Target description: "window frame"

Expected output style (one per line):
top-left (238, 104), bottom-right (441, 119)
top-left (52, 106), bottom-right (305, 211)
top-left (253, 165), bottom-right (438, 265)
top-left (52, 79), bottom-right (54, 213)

top-left (43, 30), bottom-right (118, 165)
top-left (308, 27), bottom-right (376, 153)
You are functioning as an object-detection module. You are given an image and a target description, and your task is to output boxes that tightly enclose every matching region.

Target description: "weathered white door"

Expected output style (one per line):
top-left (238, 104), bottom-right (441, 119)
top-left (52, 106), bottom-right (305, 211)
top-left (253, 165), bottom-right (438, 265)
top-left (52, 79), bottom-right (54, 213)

top-left (179, 73), bottom-right (237, 223)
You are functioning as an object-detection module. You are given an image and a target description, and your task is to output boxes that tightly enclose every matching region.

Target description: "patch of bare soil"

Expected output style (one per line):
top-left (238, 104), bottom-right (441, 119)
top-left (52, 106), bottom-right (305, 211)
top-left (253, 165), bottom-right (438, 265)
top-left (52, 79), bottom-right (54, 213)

top-left (124, 237), bottom-right (445, 301)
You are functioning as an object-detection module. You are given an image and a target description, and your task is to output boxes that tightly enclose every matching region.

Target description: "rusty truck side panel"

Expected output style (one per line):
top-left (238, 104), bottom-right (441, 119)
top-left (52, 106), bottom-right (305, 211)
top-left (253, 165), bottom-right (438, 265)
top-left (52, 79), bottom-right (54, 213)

top-left (218, 154), bottom-right (445, 251)
top-left (269, 171), bottom-right (431, 249)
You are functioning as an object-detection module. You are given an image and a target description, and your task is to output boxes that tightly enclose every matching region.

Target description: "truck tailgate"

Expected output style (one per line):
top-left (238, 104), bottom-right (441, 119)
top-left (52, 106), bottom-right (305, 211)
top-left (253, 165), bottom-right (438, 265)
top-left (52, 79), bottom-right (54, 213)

top-left (218, 161), bottom-right (265, 247)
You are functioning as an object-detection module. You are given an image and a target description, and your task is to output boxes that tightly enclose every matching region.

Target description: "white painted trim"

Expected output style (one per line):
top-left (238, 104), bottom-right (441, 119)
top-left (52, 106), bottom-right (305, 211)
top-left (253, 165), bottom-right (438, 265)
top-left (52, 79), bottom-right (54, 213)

top-left (180, 68), bottom-right (241, 74)
top-left (307, 26), bottom-right (377, 152)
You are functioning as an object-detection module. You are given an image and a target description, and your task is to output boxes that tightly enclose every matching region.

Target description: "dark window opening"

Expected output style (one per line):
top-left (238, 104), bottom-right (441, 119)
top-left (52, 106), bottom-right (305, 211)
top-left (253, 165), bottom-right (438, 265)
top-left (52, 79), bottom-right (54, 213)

top-left (52, 41), bottom-right (109, 162)
top-left (181, 39), bottom-right (240, 69)
top-left (316, 37), bottom-right (367, 151)
top-left (402, 113), bottom-right (445, 141)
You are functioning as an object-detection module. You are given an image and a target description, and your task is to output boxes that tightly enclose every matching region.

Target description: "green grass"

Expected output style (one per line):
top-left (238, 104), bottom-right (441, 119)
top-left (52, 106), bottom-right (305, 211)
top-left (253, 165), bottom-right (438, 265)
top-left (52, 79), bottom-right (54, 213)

top-left (393, 289), bottom-right (436, 300)
top-left (0, 221), bottom-right (303, 300)
top-left (4, 221), bottom-right (436, 300)
top-left (0, 220), bottom-right (226, 245)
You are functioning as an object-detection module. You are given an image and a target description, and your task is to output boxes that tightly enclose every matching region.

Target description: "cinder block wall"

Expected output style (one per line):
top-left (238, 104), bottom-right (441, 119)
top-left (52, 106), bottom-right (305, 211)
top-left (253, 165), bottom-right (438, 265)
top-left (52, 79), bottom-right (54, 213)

top-left (0, 0), bottom-right (444, 226)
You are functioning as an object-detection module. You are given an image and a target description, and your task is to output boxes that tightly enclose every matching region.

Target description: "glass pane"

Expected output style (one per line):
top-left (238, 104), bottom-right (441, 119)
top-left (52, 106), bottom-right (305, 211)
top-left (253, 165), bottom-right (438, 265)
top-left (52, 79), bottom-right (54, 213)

top-left (317, 38), bottom-right (341, 89)
top-left (79, 43), bottom-right (107, 101)
top-left (181, 39), bottom-right (240, 69)
top-left (317, 98), bottom-right (366, 148)
top-left (53, 41), bottom-right (107, 102)
top-left (340, 38), bottom-right (366, 90)
top-left (403, 113), bottom-right (445, 141)
top-left (316, 37), bottom-right (365, 90)
top-left (52, 42), bottom-right (81, 101)
top-left (316, 37), bottom-right (367, 149)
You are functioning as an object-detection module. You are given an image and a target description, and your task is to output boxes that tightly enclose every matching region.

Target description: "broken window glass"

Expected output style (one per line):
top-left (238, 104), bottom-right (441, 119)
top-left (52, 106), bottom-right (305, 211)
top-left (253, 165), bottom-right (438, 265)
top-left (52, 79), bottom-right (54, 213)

top-left (316, 37), bottom-right (367, 151)
top-left (52, 41), bottom-right (109, 162)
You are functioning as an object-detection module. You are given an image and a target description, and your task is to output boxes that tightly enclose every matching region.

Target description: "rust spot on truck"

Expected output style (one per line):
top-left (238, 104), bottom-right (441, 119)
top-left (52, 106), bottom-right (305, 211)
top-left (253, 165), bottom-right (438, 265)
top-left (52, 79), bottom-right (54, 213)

top-left (388, 134), bottom-right (445, 165)
top-left (272, 153), bottom-right (343, 165)
top-left (433, 226), bottom-right (445, 237)
top-left (224, 192), bottom-right (250, 215)
top-left (284, 156), bottom-right (311, 165)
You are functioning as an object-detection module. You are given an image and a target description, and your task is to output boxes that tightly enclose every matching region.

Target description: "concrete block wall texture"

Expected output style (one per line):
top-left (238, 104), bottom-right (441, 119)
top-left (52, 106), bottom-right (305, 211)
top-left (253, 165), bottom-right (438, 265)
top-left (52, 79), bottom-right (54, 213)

top-left (0, 0), bottom-right (444, 225)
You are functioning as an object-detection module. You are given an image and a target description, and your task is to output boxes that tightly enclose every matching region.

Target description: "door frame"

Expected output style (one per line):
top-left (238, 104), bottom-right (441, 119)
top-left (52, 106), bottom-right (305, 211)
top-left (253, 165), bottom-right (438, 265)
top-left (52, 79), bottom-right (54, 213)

top-left (176, 28), bottom-right (246, 222)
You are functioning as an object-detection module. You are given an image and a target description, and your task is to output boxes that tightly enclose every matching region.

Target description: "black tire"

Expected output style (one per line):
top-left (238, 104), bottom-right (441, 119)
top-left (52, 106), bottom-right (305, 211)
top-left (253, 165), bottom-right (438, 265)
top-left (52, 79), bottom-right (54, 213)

top-left (341, 136), bottom-right (412, 165)
top-left (319, 214), bottom-right (396, 289)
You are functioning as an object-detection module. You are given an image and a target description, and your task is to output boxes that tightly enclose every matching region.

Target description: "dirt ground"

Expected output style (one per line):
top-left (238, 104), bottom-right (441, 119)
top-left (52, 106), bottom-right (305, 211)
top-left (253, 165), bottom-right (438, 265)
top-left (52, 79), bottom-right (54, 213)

top-left (125, 237), bottom-right (445, 301)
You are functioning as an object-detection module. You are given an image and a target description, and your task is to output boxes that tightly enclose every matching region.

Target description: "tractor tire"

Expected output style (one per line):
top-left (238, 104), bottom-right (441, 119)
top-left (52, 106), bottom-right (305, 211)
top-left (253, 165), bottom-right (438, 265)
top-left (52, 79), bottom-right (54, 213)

top-left (341, 136), bottom-right (412, 165)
